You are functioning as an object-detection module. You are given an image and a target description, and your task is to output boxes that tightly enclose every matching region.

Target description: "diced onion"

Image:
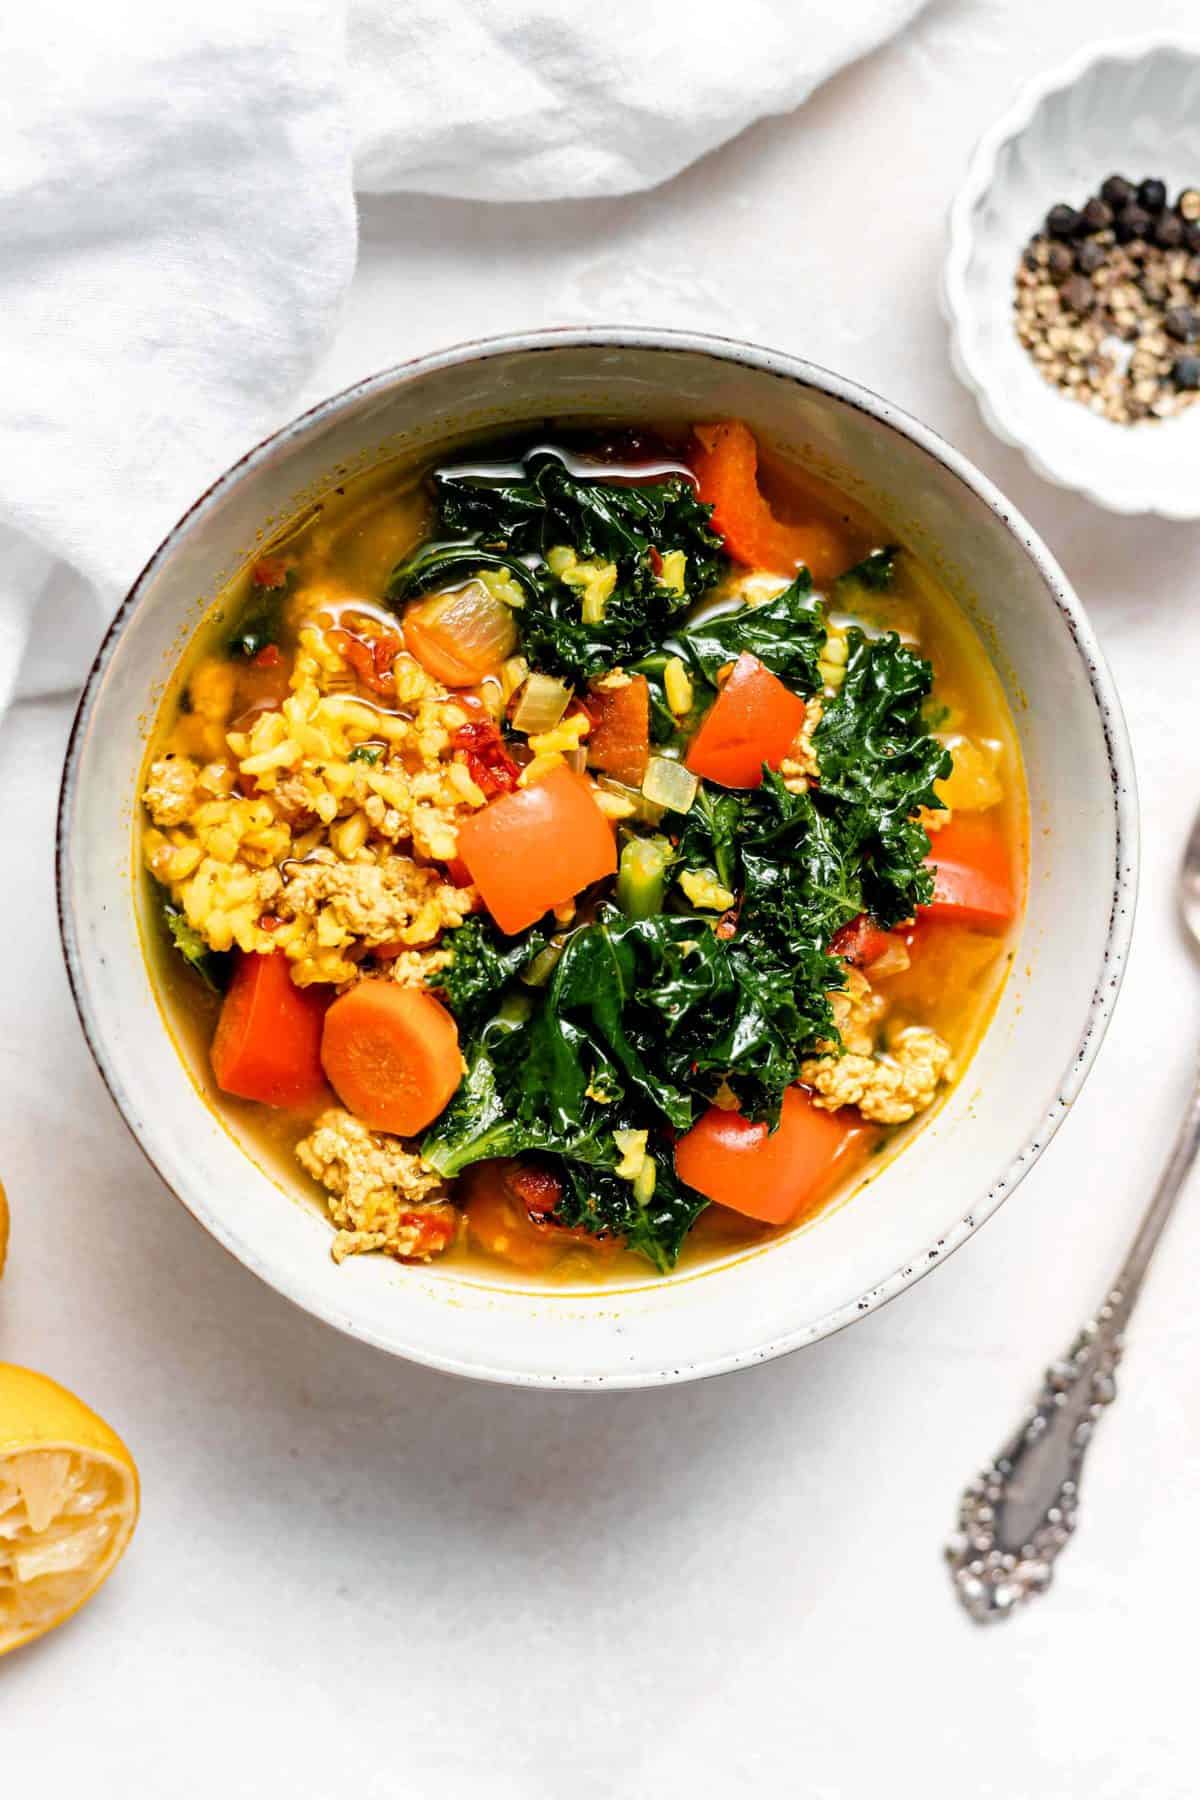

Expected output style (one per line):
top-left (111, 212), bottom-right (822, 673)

top-left (512, 672), bottom-right (573, 734)
top-left (404, 580), bottom-right (517, 679)
top-left (642, 755), bottom-right (698, 815)
top-left (597, 776), bottom-right (665, 825)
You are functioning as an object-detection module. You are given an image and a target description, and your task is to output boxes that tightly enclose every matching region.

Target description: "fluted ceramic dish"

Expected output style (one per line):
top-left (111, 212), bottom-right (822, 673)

top-left (58, 329), bottom-right (1137, 1388)
top-left (944, 36), bottom-right (1200, 517)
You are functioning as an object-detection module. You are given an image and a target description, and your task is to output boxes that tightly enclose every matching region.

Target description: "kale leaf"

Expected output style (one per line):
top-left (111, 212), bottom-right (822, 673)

top-left (669, 571), bottom-right (826, 692)
top-left (434, 451), bottom-right (723, 580)
top-left (556, 1160), bottom-right (708, 1273)
top-left (833, 546), bottom-right (898, 597)
top-left (386, 544), bottom-right (540, 607)
top-left (424, 904), bottom-right (837, 1254)
top-left (813, 631), bottom-right (951, 925)
top-left (163, 903), bottom-right (231, 994)
top-left (425, 449), bottom-right (726, 681)
top-left (438, 916), bottom-right (546, 1029)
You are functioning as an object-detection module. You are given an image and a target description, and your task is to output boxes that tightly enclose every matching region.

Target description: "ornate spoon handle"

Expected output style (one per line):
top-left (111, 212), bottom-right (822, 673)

top-left (946, 1061), bottom-right (1200, 1623)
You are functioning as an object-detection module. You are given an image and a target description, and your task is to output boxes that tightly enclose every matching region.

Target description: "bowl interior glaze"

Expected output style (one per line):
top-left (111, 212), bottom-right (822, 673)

top-left (58, 331), bottom-right (1136, 1388)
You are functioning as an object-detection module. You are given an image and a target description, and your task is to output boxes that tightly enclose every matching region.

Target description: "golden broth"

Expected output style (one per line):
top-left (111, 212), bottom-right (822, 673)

top-left (140, 429), bottom-right (1027, 1285)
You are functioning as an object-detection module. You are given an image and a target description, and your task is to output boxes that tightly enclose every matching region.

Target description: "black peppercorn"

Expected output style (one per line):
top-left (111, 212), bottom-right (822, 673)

top-left (1172, 354), bottom-right (1200, 390)
top-left (1059, 274), bottom-right (1095, 315)
top-left (1165, 305), bottom-right (1200, 343)
top-left (1080, 196), bottom-right (1113, 232)
top-left (1115, 204), bottom-right (1151, 243)
top-left (1137, 177), bottom-right (1168, 213)
top-left (1046, 203), bottom-right (1081, 240)
top-left (1076, 240), bottom-right (1106, 275)
top-left (1046, 242), bottom-right (1074, 280)
top-left (1155, 212), bottom-right (1185, 248)
top-left (1100, 174), bottom-right (1136, 209)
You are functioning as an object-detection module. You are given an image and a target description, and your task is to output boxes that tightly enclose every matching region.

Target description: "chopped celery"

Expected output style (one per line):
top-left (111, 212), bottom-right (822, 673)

top-left (616, 834), bottom-right (673, 919)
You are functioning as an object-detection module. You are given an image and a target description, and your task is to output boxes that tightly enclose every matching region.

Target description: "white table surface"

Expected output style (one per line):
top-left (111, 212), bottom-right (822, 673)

top-left (5, 3), bottom-right (1200, 1793)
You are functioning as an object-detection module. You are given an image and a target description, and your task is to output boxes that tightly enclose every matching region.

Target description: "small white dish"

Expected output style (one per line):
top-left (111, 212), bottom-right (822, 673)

top-left (944, 36), bottom-right (1200, 517)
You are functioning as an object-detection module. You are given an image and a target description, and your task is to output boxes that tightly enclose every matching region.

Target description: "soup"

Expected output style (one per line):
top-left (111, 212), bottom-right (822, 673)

top-left (138, 420), bottom-right (1026, 1281)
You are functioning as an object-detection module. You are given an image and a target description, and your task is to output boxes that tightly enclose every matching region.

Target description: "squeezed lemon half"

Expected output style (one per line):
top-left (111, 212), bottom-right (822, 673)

top-left (0, 1364), bottom-right (139, 1657)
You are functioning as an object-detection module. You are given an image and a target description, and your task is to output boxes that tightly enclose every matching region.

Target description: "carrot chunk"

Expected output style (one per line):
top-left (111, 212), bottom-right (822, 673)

top-left (210, 951), bottom-right (330, 1110)
top-left (685, 652), bottom-right (806, 789)
top-left (674, 1086), bottom-right (869, 1225)
top-left (456, 765), bottom-right (616, 935)
top-left (692, 421), bottom-right (846, 585)
top-left (320, 984), bottom-right (463, 1137)
top-left (922, 816), bottom-right (1016, 931)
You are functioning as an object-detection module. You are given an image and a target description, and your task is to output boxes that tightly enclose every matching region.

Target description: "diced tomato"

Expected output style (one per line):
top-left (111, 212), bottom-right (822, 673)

top-left (921, 816), bottom-right (1016, 931)
top-left (830, 913), bottom-right (894, 969)
top-left (387, 1206), bottom-right (461, 1262)
top-left (456, 765), bottom-right (616, 935)
top-left (327, 626), bottom-right (403, 698)
top-left (506, 1162), bottom-right (565, 1222)
top-left (445, 857), bottom-right (474, 889)
top-left (210, 951), bottom-right (330, 1110)
top-left (685, 652), bottom-right (806, 789)
top-left (674, 1086), bottom-right (870, 1226)
top-left (586, 675), bottom-right (650, 784)
top-left (463, 1161), bottom-right (623, 1272)
top-left (691, 421), bottom-right (847, 585)
top-left (232, 646), bottom-right (294, 720)
top-left (452, 719), bottom-right (520, 798)
top-left (251, 556), bottom-right (289, 590)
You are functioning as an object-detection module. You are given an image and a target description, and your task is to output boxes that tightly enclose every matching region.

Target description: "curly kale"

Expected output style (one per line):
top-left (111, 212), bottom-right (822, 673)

top-left (438, 916), bottom-right (546, 1029)
top-left (410, 447), bottom-right (948, 1271)
top-left (669, 570), bottom-right (826, 691)
top-left (162, 903), bottom-right (231, 993)
top-left (833, 546), bottom-right (899, 597)
top-left (812, 632), bottom-right (951, 924)
top-left (418, 449), bottom-right (727, 681)
top-left (423, 624), bottom-right (950, 1267)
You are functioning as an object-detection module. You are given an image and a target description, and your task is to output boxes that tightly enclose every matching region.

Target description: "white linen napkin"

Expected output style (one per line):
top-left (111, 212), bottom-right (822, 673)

top-left (0, 0), bottom-right (924, 720)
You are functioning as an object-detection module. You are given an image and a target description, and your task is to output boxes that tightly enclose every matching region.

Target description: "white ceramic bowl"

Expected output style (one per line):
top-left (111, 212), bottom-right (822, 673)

top-left (58, 329), bottom-right (1137, 1388)
top-left (944, 36), bottom-right (1200, 516)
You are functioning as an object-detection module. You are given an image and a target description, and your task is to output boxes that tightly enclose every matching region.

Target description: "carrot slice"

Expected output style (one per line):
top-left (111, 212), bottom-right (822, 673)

top-left (692, 421), bottom-right (846, 585)
top-left (586, 676), bottom-right (650, 784)
top-left (456, 765), bottom-right (616, 935)
top-left (685, 652), bottom-right (806, 789)
top-left (210, 951), bottom-right (330, 1110)
top-left (922, 816), bottom-right (1016, 931)
top-left (674, 1086), bottom-right (869, 1225)
top-left (320, 984), bottom-right (463, 1137)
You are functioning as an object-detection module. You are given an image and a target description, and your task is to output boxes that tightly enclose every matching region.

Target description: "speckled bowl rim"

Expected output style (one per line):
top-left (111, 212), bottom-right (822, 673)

top-left (943, 33), bottom-right (1200, 518)
top-left (56, 326), bottom-right (1138, 1388)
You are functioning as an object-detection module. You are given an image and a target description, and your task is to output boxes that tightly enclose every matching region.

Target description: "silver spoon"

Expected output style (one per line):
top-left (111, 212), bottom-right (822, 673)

top-left (945, 804), bottom-right (1200, 1623)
